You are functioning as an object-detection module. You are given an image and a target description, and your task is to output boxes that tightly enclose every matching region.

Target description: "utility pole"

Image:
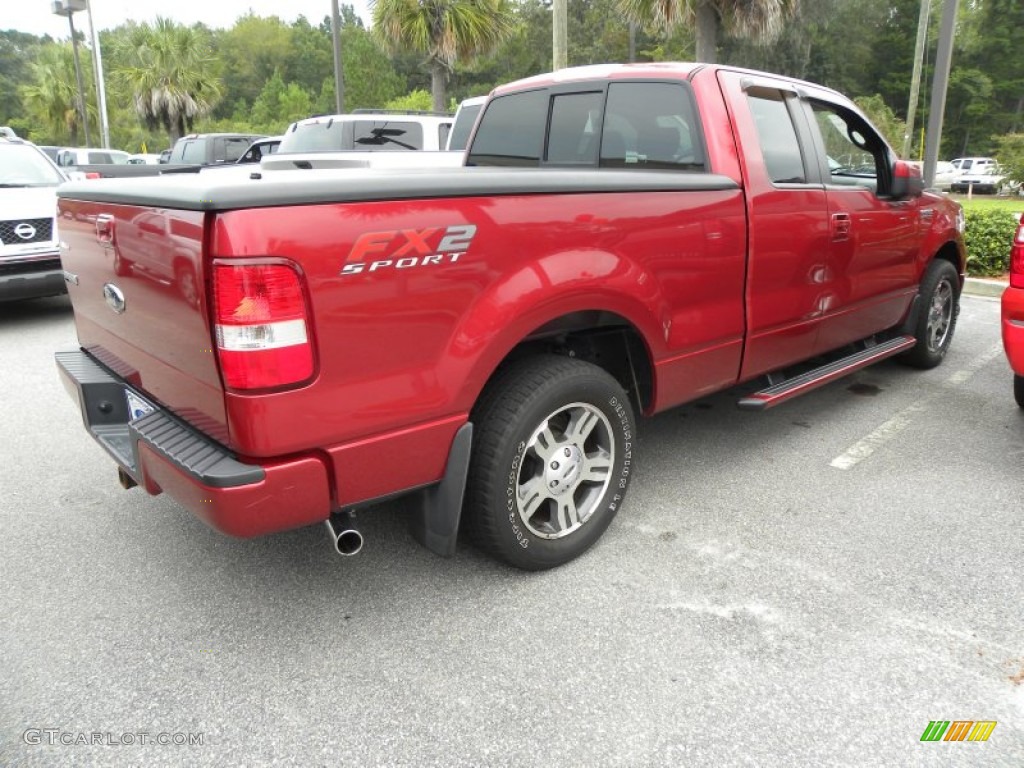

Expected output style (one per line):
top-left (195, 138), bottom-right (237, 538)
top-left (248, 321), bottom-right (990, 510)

top-left (330, 0), bottom-right (345, 113)
top-left (86, 1), bottom-right (110, 148)
top-left (553, 0), bottom-right (567, 70)
top-left (922, 0), bottom-right (957, 188)
top-left (903, 0), bottom-right (931, 159)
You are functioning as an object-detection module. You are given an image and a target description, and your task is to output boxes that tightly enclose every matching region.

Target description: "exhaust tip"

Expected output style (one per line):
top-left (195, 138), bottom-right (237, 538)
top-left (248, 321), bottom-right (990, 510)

top-left (324, 514), bottom-right (363, 556)
top-left (335, 529), bottom-right (364, 556)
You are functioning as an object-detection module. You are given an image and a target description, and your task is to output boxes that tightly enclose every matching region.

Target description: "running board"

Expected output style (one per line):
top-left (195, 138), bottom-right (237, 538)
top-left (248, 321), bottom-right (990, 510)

top-left (737, 336), bottom-right (916, 411)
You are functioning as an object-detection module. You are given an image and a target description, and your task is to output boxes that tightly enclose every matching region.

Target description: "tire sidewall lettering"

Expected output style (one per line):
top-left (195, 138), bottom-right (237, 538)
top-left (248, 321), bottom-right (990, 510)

top-left (501, 392), bottom-right (634, 549)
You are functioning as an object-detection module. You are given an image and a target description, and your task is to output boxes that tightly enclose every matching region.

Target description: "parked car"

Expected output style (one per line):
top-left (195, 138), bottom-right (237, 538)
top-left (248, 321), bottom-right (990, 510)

top-left (37, 145), bottom-right (62, 162)
top-left (0, 136), bottom-right (67, 301)
top-left (237, 136), bottom-right (282, 164)
top-left (55, 147), bottom-right (131, 171)
top-left (167, 133), bottom-right (264, 166)
top-left (931, 160), bottom-right (957, 191)
top-left (69, 134), bottom-right (266, 180)
top-left (949, 156), bottom-right (1005, 194)
top-left (1002, 218), bottom-right (1024, 407)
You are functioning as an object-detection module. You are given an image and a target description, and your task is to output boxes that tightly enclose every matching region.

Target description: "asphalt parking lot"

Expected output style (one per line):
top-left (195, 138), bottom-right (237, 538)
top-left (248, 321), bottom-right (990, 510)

top-left (1, 293), bottom-right (1022, 766)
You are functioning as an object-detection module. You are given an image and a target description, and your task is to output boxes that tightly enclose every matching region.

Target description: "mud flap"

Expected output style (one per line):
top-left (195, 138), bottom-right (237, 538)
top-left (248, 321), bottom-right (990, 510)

top-left (409, 422), bottom-right (473, 557)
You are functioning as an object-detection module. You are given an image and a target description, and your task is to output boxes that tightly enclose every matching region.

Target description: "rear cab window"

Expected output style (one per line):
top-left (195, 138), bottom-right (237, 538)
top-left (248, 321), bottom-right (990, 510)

top-left (468, 80), bottom-right (707, 172)
top-left (353, 121), bottom-right (423, 151)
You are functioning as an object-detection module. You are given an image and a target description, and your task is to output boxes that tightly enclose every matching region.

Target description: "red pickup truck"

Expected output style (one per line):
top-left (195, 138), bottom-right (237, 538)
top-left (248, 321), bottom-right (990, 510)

top-left (56, 63), bottom-right (966, 570)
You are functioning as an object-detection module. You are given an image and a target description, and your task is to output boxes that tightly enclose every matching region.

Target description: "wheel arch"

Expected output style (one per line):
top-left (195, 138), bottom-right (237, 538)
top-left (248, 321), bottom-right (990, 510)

top-left (494, 310), bottom-right (655, 416)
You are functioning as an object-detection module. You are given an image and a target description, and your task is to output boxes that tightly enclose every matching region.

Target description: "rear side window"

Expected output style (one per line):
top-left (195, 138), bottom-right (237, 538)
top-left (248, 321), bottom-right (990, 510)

top-left (547, 92), bottom-right (603, 165)
top-left (468, 90), bottom-right (547, 166)
top-left (353, 121), bottom-right (423, 151)
top-left (747, 90), bottom-right (807, 184)
top-left (220, 138), bottom-right (252, 162)
top-left (600, 82), bottom-right (705, 171)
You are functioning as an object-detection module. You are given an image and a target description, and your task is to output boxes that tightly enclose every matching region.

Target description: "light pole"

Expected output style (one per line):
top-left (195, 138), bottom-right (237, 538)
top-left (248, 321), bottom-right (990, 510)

top-left (86, 1), bottom-right (111, 148)
top-left (330, 0), bottom-right (345, 113)
top-left (51, 0), bottom-right (91, 146)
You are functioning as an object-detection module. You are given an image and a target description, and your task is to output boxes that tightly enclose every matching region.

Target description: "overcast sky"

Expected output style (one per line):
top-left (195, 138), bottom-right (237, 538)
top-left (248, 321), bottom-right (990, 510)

top-left (4, 1), bottom-right (371, 39)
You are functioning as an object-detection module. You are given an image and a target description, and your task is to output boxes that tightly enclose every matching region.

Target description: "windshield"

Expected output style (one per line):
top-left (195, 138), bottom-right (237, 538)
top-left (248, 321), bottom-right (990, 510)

top-left (448, 104), bottom-right (482, 151)
top-left (0, 144), bottom-right (65, 186)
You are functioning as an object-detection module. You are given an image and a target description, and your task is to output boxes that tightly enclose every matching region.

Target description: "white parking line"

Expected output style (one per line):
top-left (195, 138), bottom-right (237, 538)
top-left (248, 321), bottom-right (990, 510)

top-left (830, 344), bottom-right (1004, 470)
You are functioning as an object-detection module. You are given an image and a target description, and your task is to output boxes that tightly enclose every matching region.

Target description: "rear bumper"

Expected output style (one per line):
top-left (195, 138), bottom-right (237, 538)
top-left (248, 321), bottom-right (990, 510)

top-left (1002, 286), bottom-right (1024, 376)
top-left (0, 255), bottom-right (66, 301)
top-left (56, 349), bottom-right (331, 537)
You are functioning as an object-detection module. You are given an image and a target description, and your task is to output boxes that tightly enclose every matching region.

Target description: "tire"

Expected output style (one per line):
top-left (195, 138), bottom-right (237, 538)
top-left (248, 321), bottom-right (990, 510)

top-left (1015, 375), bottom-right (1024, 409)
top-left (902, 259), bottom-right (960, 369)
top-left (465, 355), bottom-right (636, 570)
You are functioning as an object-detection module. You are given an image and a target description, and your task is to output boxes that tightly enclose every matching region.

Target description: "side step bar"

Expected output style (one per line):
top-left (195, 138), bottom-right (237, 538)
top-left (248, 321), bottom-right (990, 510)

top-left (737, 335), bottom-right (916, 411)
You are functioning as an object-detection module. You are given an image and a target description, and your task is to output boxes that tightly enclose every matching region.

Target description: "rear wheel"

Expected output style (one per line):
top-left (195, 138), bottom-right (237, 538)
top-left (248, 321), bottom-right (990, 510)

top-left (902, 259), bottom-right (960, 369)
top-left (465, 355), bottom-right (636, 570)
top-left (1015, 375), bottom-right (1024, 409)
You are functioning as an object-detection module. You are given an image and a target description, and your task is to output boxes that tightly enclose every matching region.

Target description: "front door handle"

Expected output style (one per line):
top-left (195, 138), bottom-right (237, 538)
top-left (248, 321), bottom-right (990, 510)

top-left (831, 212), bottom-right (851, 241)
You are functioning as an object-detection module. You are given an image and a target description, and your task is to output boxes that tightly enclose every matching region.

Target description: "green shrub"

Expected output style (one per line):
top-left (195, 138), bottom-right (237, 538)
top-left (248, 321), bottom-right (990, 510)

top-left (964, 208), bottom-right (1019, 276)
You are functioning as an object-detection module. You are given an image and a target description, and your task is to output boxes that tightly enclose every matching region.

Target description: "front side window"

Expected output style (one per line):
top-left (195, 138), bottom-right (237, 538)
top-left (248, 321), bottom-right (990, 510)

top-left (811, 101), bottom-right (887, 193)
top-left (747, 90), bottom-right (806, 184)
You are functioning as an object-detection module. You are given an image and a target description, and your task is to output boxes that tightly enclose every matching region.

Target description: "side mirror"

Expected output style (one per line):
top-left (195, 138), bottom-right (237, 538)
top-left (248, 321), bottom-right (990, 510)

top-left (891, 160), bottom-right (924, 199)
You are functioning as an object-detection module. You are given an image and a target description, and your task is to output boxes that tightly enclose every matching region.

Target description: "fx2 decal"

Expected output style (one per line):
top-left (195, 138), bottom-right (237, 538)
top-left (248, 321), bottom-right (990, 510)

top-left (341, 225), bottom-right (477, 276)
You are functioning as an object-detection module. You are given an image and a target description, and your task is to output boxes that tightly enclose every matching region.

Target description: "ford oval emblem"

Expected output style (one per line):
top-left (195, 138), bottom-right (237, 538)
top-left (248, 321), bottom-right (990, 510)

top-left (103, 283), bottom-right (126, 314)
top-left (14, 222), bottom-right (37, 240)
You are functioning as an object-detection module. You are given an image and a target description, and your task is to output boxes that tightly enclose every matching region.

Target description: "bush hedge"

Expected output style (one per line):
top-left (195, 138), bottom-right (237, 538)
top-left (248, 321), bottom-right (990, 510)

top-left (964, 209), bottom-right (1019, 277)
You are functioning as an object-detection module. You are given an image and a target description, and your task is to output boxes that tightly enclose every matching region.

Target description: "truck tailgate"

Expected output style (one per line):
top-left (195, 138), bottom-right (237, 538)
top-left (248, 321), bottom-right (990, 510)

top-left (58, 198), bottom-right (229, 443)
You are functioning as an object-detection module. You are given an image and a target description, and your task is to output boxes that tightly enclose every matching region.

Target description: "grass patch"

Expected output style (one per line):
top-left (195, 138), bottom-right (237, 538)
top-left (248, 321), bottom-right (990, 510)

top-left (947, 194), bottom-right (1024, 215)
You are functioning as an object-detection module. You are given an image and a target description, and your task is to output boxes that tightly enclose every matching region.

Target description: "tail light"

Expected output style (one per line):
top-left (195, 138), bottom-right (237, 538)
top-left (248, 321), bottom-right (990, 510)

top-left (213, 262), bottom-right (315, 390)
top-left (1012, 223), bottom-right (1024, 289)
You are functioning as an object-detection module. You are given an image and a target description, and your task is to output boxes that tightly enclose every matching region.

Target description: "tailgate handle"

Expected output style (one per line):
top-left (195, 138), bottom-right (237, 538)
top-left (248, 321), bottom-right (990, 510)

top-left (95, 214), bottom-right (115, 244)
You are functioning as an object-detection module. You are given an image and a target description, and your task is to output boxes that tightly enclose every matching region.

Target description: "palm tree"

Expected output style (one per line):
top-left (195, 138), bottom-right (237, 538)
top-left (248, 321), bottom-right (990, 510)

top-left (111, 18), bottom-right (222, 144)
top-left (618, 0), bottom-right (800, 64)
top-left (372, 0), bottom-right (514, 113)
top-left (20, 43), bottom-right (92, 144)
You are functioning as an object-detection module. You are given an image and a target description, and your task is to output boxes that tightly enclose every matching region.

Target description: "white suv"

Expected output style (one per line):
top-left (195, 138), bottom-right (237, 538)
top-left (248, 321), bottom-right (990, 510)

top-left (0, 137), bottom-right (67, 301)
